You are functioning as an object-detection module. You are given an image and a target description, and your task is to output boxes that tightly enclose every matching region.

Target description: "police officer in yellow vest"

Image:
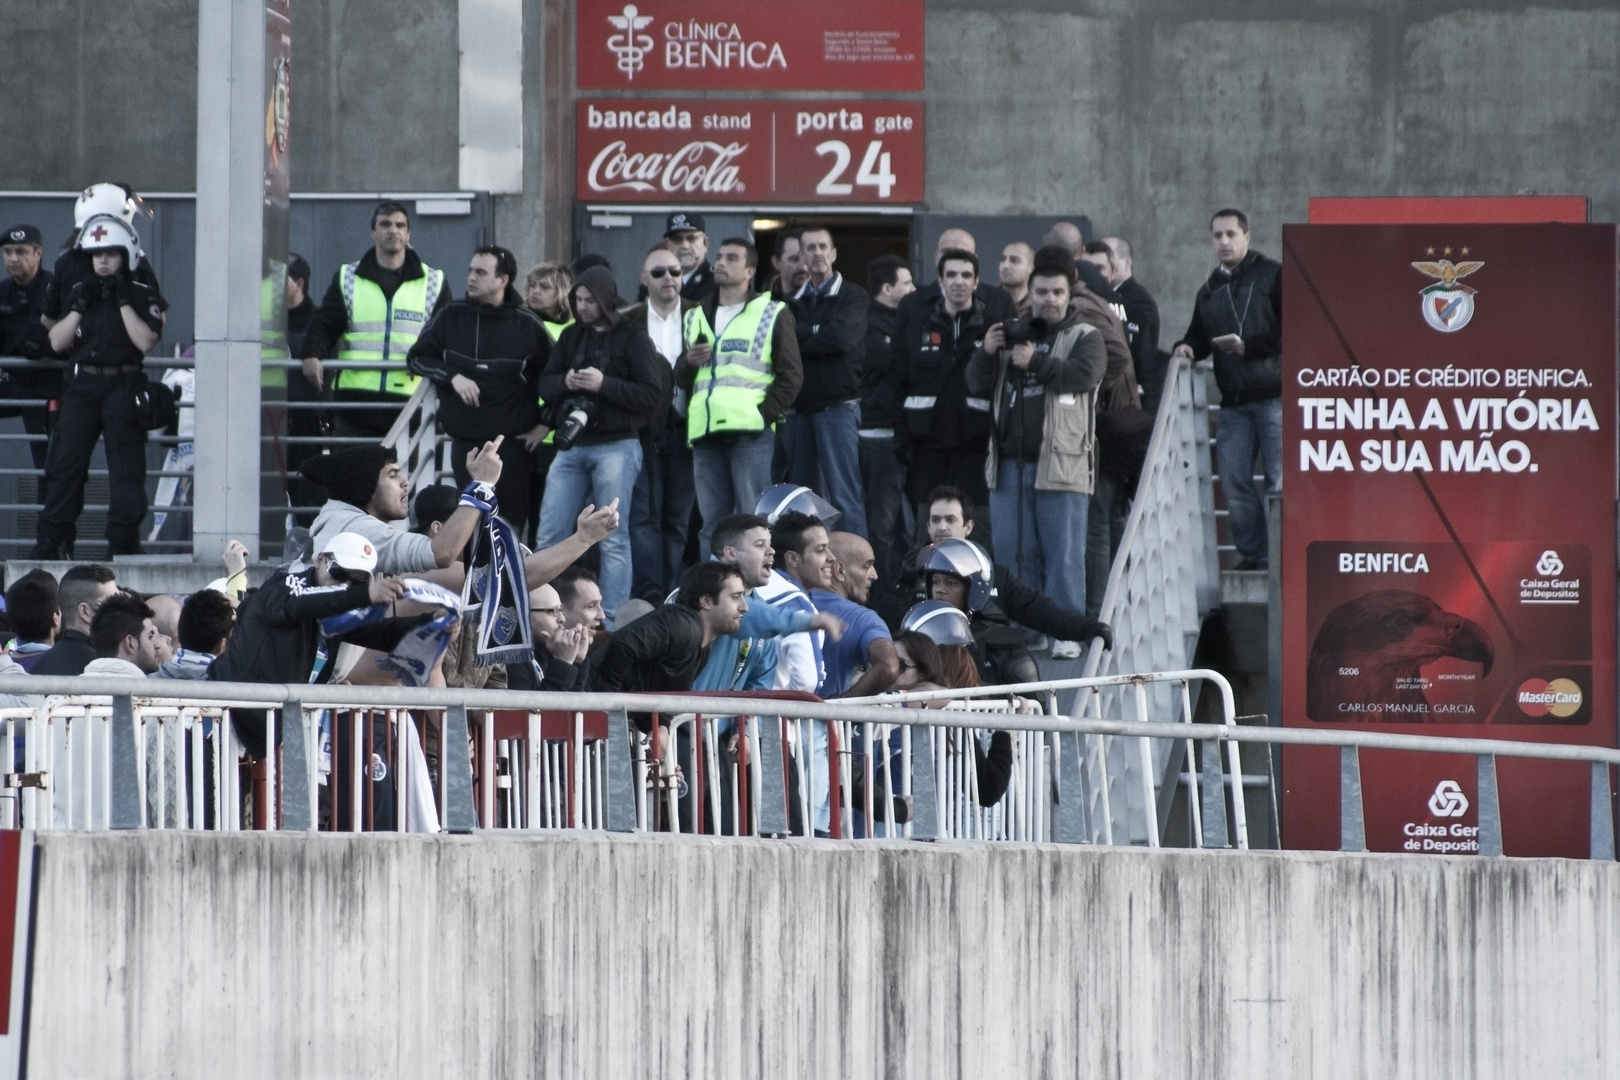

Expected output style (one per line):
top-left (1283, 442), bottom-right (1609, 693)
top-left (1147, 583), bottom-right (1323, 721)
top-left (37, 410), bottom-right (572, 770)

top-left (300, 201), bottom-right (451, 438)
top-left (674, 237), bottom-right (803, 554)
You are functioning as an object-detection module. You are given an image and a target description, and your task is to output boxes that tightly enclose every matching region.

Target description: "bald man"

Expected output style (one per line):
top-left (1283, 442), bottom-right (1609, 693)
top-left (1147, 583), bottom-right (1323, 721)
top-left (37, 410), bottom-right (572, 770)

top-left (811, 532), bottom-right (899, 698)
top-left (1100, 235), bottom-right (1163, 413)
top-left (146, 593), bottom-right (182, 669)
top-left (1043, 221), bottom-right (1084, 256)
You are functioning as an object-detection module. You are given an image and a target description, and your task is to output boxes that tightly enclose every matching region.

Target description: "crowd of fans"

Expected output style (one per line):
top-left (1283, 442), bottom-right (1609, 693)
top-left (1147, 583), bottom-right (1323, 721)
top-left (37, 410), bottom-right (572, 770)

top-left (0, 186), bottom-right (1287, 828)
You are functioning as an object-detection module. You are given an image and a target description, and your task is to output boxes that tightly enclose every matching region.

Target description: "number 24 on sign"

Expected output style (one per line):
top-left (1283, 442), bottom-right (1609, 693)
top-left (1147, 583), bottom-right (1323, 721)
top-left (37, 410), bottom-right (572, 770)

top-left (815, 140), bottom-right (897, 198)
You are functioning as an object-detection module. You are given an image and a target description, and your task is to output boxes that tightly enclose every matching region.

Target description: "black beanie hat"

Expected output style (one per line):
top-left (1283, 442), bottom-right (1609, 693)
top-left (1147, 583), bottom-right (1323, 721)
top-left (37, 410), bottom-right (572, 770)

top-left (300, 445), bottom-right (396, 507)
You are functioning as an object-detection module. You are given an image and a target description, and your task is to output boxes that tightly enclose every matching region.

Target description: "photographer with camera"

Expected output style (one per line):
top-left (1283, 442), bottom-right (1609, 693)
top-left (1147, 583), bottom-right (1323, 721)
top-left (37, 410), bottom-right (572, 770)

top-left (966, 246), bottom-right (1106, 658)
top-left (534, 265), bottom-right (665, 627)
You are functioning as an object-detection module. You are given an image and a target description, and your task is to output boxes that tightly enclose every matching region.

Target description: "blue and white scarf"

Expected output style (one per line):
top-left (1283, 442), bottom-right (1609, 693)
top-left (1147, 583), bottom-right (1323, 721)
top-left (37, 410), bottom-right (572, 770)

top-left (316, 578), bottom-right (464, 687)
top-left (458, 483), bottom-right (533, 667)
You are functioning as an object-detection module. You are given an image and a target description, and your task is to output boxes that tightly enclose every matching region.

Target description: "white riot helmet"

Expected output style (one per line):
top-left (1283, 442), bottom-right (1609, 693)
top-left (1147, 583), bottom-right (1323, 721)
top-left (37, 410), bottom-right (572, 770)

top-left (754, 483), bottom-right (841, 528)
top-left (76, 215), bottom-right (141, 270)
top-left (74, 183), bottom-right (142, 229)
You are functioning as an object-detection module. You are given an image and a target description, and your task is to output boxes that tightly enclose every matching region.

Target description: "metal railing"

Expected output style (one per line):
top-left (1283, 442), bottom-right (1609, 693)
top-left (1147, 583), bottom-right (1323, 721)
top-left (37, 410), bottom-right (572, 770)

top-left (0, 673), bottom-right (1609, 860)
top-left (1078, 356), bottom-right (1225, 844)
top-left (0, 355), bottom-right (453, 556)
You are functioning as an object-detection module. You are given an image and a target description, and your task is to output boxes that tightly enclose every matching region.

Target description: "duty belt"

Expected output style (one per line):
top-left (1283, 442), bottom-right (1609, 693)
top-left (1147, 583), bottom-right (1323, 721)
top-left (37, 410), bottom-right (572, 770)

top-left (77, 363), bottom-right (143, 376)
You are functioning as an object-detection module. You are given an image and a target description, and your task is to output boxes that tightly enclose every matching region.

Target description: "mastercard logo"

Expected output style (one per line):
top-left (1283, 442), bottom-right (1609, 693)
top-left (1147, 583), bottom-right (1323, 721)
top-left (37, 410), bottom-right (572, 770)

top-left (1518, 677), bottom-right (1582, 718)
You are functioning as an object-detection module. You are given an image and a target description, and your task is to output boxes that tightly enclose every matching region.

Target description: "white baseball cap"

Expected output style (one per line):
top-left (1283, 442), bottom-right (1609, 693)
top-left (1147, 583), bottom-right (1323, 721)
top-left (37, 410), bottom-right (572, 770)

top-left (318, 532), bottom-right (378, 577)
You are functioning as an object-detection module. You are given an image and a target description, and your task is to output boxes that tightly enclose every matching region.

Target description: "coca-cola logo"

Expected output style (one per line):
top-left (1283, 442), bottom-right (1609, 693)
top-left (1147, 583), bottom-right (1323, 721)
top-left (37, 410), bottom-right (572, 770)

top-left (586, 139), bottom-right (748, 194)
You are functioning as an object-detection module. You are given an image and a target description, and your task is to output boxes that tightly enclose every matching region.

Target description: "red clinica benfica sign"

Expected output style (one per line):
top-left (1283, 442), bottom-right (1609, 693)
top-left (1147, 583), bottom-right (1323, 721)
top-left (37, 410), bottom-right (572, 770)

top-left (1280, 223), bottom-right (1618, 858)
top-left (577, 0), bottom-right (923, 91)
top-left (576, 99), bottom-right (924, 204)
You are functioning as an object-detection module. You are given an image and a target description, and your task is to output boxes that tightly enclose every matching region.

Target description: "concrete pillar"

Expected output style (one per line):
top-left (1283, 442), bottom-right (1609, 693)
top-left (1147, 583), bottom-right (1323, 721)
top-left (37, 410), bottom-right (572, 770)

top-left (193, 0), bottom-right (291, 562)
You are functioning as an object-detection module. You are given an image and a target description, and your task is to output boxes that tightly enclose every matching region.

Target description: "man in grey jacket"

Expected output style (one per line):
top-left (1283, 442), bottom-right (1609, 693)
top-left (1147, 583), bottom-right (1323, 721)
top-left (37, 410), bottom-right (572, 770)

top-left (966, 246), bottom-right (1106, 656)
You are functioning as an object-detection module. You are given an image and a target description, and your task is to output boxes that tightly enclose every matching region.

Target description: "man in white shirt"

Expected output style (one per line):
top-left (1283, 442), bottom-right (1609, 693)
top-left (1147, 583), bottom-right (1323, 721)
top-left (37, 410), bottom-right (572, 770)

top-left (625, 243), bottom-right (699, 599)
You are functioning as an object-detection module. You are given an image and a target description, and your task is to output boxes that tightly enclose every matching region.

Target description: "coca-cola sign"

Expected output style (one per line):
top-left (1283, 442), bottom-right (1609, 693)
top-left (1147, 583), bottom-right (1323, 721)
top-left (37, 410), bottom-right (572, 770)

top-left (577, 99), bottom-right (925, 204)
top-left (577, 0), bottom-right (923, 91)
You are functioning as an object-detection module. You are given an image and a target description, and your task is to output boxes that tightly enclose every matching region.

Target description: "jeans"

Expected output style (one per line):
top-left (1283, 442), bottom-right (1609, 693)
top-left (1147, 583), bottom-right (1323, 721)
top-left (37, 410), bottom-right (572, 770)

top-left (989, 457), bottom-right (1089, 620)
top-left (858, 433), bottom-right (908, 582)
top-left (1216, 397), bottom-right (1283, 565)
top-left (37, 371), bottom-right (148, 554)
top-left (692, 429), bottom-right (776, 553)
top-left (630, 429), bottom-right (696, 599)
top-left (782, 401), bottom-right (867, 537)
top-left (1085, 468), bottom-right (1128, 620)
top-left (535, 437), bottom-right (642, 626)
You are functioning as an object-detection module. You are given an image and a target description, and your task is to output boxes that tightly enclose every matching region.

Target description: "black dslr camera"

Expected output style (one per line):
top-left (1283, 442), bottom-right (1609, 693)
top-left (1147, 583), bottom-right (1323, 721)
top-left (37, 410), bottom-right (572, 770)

top-left (550, 396), bottom-right (596, 451)
top-left (1000, 315), bottom-right (1049, 346)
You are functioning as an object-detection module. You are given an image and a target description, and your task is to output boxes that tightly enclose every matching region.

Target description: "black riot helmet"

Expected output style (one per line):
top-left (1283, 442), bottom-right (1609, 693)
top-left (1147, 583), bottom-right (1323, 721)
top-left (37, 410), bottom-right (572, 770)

top-left (900, 600), bottom-right (975, 647)
top-left (917, 538), bottom-right (996, 612)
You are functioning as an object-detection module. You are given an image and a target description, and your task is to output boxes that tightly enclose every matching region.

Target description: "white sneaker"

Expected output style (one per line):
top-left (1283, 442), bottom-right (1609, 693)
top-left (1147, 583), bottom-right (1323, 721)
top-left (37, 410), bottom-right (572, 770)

top-left (1050, 639), bottom-right (1082, 659)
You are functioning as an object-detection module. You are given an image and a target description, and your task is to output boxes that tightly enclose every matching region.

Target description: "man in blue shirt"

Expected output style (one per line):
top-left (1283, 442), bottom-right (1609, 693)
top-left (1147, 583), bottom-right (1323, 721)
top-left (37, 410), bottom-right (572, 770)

top-left (812, 532), bottom-right (900, 699)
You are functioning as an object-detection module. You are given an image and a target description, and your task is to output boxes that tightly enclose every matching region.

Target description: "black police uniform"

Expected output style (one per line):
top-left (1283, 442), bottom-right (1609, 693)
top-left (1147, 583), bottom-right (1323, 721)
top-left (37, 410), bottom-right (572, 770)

top-left (35, 268), bottom-right (165, 557)
top-left (0, 265), bottom-right (62, 479)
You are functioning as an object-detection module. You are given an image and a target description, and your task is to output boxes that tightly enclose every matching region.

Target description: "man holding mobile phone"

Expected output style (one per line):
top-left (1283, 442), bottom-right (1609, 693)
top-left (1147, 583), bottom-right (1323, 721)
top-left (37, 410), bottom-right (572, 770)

top-left (1172, 208), bottom-right (1283, 570)
top-left (677, 238), bottom-right (803, 554)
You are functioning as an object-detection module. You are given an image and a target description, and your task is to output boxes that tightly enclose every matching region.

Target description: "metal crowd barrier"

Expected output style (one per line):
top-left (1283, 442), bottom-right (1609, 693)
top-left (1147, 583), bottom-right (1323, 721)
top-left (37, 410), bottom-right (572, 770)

top-left (0, 674), bottom-right (1611, 860)
top-left (0, 355), bottom-right (452, 552)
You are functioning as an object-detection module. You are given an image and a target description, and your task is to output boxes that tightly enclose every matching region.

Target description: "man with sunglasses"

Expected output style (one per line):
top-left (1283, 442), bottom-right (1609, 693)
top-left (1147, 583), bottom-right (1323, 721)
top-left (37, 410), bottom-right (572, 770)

top-left (624, 242), bottom-right (699, 600)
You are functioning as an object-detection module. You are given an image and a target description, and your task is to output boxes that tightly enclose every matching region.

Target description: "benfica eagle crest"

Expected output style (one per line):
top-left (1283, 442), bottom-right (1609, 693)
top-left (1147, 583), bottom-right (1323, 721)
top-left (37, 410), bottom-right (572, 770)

top-left (1411, 258), bottom-right (1483, 333)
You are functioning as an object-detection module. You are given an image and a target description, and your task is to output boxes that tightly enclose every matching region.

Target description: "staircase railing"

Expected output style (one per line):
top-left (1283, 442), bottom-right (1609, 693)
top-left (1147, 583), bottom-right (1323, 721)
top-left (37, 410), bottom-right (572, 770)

top-left (1075, 357), bottom-right (1223, 843)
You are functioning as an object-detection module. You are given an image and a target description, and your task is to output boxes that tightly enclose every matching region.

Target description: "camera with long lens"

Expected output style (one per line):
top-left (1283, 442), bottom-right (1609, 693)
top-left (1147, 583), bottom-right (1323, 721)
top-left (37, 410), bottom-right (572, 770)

top-left (551, 396), bottom-right (596, 451)
top-left (1000, 315), bottom-right (1050, 346)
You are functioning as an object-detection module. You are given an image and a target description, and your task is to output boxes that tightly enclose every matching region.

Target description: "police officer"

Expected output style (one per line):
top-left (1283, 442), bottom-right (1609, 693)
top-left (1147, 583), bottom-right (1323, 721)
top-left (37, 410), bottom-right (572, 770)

top-left (916, 537), bottom-right (1111, 686)
top-left (0, 223), bottom-right (63, 485)
top-left (43, 184), bottom-right (164, 326)
top-left (299, 201), bottom-right (451, 438)
top-left (33, 216), bottom-right (165, 558)
top-left (676, 238), bottom-right (803, 555)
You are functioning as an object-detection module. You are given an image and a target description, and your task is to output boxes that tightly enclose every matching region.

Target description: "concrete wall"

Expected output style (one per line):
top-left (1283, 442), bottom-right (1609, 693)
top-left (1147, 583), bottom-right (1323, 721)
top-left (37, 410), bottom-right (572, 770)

top-left (26, 831), bottom-right (1620, 1078)
top-left (6, 2), bottom-right (1616, 324)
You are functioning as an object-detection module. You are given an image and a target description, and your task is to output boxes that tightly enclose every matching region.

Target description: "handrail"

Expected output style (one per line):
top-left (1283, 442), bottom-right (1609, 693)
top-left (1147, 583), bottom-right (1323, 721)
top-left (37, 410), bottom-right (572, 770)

top-left (1, 676), bottom-right (1613, 765)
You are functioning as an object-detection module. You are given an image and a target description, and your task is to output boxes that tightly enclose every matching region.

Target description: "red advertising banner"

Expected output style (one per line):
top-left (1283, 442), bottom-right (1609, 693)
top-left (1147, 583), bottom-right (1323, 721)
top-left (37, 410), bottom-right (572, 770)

top-left (1280, 223), bottom-right (1619, 858)
top-left (576, 99), bottom-right (925, 204)
top-left (576, 0), bottom-right (924, 91)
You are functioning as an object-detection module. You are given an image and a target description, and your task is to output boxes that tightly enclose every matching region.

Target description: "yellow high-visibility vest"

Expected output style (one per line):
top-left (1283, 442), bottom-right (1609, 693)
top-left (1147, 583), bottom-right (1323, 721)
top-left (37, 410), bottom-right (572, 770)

top-left (683, 294), bottom-right (782, 442)
top-left (334, 260), bottom-right (443, 395)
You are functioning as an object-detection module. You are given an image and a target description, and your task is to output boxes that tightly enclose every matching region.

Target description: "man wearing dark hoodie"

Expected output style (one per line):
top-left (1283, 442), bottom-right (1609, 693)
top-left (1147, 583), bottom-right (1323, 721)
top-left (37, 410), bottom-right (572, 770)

top-left (407, 245), bottom-right (550, 535)
top-left (534, 265), bottom-right (666, 626)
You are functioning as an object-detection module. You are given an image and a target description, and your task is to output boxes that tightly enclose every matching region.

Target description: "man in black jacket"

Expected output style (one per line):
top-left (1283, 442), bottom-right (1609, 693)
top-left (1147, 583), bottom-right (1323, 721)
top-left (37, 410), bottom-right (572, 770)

top-left (594, 562), bottom-right (748, 730)
top-left (209, 531), bottom-right (414, 758)
top-left (534, 266), bottom-right (665, 627)
top-left (283, 253), bottom-right (326, 524)
top-left (666, 211), bottom-right (716, 302)
top-left (1095, 236), bottom-right (1164, 411)
top-left (893, 247), bottom-right (1001, 550)
top-left (0, 223), bottom-right (63, 485)
top-left (784, 228), bottom-right (869, 536)
top-left (1172, 208), bottom-right (1283, 570)
top-left (299, 202), bottom-right (453, 438)
top-left (30, 564), bottom-right (119, 676)
top-left (407, 245), bottom-right (550, 535)
top-left (860, 254), bottom-right (915, 582)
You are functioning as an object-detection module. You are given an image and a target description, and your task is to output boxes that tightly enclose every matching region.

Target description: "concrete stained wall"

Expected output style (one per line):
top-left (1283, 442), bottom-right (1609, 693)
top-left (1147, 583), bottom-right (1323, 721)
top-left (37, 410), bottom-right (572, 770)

top-left (26, 831), bottom-right (1620, 1078)
top-left (5, 2), bottom-right (1617, 324)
